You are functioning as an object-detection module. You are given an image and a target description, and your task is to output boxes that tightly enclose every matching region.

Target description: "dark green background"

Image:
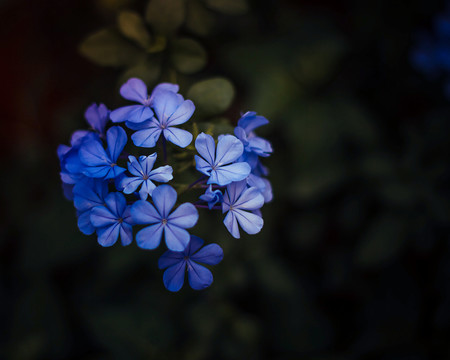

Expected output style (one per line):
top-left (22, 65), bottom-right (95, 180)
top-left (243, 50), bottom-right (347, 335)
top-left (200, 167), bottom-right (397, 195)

top-left (1, 0), bottom-right (449, 359)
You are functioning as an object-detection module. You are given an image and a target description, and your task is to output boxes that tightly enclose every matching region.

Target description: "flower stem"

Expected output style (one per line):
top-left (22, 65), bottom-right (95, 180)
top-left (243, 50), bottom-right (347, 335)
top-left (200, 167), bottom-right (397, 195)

top-left (188, 175), bottom-right (207, 189)
top-left (194, 204), bottom-right (221, 210)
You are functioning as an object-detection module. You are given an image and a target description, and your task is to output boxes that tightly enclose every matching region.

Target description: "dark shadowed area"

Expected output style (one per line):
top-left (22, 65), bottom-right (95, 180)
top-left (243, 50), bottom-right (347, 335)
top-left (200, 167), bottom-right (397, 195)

top-left (1, 0), bottom-right (449, 359)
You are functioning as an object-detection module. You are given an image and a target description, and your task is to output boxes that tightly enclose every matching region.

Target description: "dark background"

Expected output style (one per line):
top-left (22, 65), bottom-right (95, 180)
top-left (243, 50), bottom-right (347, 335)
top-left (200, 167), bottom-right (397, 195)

top-left (1, 0), bottom-right (450, 359)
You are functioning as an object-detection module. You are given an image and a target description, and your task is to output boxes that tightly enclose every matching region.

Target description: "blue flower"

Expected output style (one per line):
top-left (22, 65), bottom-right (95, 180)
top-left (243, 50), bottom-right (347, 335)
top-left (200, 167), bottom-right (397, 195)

top-left (222, 180), bottom-right (264, 239)
top-left (119, 153), bottom-right (173, 200)
top-left (158, 235), bottom-right (223, 292)
top-left (194, 132), bottom-right (251, 186)
top-left (79, 126), bottom-right (127, 179)
top-left (247, 174), bottom-right (273, 203)
top-left (73, 179), bottom-right (109, 235)
top-left (58, 131), bottom-right (101, 200)
top-left (130, 90), bottom-right (194, 148)
top-left (90, 192), bottom-right (133, 247)
top-left (234, 111), bottom-right (272, 170)
top-left (85, 103), bottom-right (109, 136)
top-left (110, 78), bottom-right (179, 124)
top-left (199, 185), bottom-right (223, 209)
top-left (131, 185), bottom-right (199, 251)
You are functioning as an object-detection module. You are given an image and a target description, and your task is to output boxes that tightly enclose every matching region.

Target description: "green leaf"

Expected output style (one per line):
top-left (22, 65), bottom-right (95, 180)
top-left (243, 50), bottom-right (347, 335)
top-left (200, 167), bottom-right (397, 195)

top-left (204, 0), bottom-right (249, 15)
top-left (79, 28), bottom-right (142, 67)
top-left (355, 214), bottom-right (406, 267)
top-left (118, 11), bottom-right (152, 49)
top-left (187, 78), bottom-right (235, 116)
top-left (186, 0), bottom-right (214, 36)
top-left (171, 37), bottom-right (207, 74)
top-left (145, 0), bottom-right (186, 34)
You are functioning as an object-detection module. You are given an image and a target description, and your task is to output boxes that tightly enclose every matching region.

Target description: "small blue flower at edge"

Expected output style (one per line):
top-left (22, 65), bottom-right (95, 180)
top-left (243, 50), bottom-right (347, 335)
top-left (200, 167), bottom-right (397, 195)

top-left (194, 132), bottom-right (251, 186)
top-left (119, 153), bottom-right (173, 200)
top-left (79, 126), bottom-right (127, 179)
top-left (73, 179), bottom-right (109, 235)
top-left (199, 185), bottom-right (223, 209)
top-left (85, 103), bottom-right (109, 136)
top-left (158, 235), bottom-right (224, 292)
top-left (130, 90), bottom-right (195, 148)
top-left (222, 180), bottom-right (264, 239)
top-left (90, 192), bottom-right (133, 247)
top-left (110, 78), bottom-right (179, 124)
top-left (131, 185), bottom-right (199, 251)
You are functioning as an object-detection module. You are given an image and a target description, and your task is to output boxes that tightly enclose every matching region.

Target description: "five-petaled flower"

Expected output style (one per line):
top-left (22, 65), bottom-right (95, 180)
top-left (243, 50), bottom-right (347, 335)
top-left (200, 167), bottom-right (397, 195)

top-left (79, 126), bottom-right (127, 179)
top-left (130, 90), bottom-right (195, 148)
top-left (131, 185), bottom-right (199, 251)
top-left (194, 132), bottom-right (251, 186)
top-left (119, 153), bottom-right (173, 200)
top-left (110, 78), bottom-right (179, 124)
top-left (90, 192), bottom-right (134, 247)
top-left (158, 235), bottom-right (224, 292)
top-left (222, 180), bottom-right (264, 238)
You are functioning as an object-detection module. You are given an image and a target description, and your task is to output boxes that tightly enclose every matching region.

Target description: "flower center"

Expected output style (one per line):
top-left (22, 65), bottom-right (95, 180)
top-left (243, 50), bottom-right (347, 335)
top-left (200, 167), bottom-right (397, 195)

top-left (118, 218), bottom-right (123, 224)
top-left (142, 174), bottom-right (149, 180)
top-left (110, 163), bottom-right (116, 167)
top-left (161, 219), bottom-right (168, 226)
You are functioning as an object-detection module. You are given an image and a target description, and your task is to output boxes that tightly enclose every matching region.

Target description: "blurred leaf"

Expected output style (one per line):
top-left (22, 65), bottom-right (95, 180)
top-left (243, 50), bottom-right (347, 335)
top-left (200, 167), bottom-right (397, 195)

top-left (79, 28), bottom-right (142, 67)
top-left (204, 0), bottom-right (249, 15)
top-left (187, 77), bottom-right (234, 116)
top-left (186, 0), bottom-right (214, 36)
top-left (355, 214), bottom-right (407, 267)
top-left (118, 59), bottom-right (161, 87)
top-left (118, 11), bottom-right (152, 49)
top-left (145, 0), bottom-right (186, 34)
top-left (171, 37), bottom-right (207, 74)
top-left (147, 35), bottom-right (167, 53)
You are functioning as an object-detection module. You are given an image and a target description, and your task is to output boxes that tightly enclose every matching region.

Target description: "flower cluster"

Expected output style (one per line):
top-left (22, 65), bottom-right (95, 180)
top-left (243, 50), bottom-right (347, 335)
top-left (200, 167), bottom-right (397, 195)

top-left (411, 2), bottom-right (450, 96)
top-left (58, 78), bottom-right (272, 292)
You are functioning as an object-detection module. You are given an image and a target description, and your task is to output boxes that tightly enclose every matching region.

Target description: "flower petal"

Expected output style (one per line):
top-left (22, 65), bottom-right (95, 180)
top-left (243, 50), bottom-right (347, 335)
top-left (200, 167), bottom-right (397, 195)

top-left (234, 187), bottom-right (264, 210)
top-left (223, 211), bottom-right (240, 238)
top-left (237, 111), bottom-right (269, 133)
top-left (120, 78), bottom-right (148, 103)
top-left (215, 135), bottom-right (244, 166)
top-left (166, 99), bottom-right (195, 126)
top-left (136, 223), bottom-right (164, 249)
top-left (104, 192), bottom-right (127, 217)
top-left (195, 132), bottom-right (216, 165)
top-left (77, 210), bottom-right (95, 235)
top-left (131, 127), bottom-right (162, 148)
top-left (158, 250), bottom-right (184, 269)
top-left (153, 90), bottom-right (183, 124)
top-left (119, 223), bottom-right (133, 246)
top-left (187, 262), bottom-right (213, 290)
top-left (191, 244), bottom-right (224, 265)
top-left (233, 209), bottom-right (264, 235)
top-left (163, 127), bottom-right (193, 148)
top-left (97, 223), bottom-right (121, 247)
top-left (152, 185), bottom-right (177, 218)
top-left (79, 140), bottom-right (110, 166)
top-left (163, 261), bottom-right (186, 292)
top-left (168, 203), bottom-right (199, 228)
top-left (148, 165), bottom-right (173, 183)
top-left (106, 126), bottom-right (127, 161)
top-left (127, 155), bottom-right (144, 176)
top-left (194, 155), bottom-right (212, 176)
top-left (85, 103), bottom-right (109, 134)
top-left (120, 176), bottom-right (143, 194)
top-left (90, 206), bottom-right (116, 227)
top-left (110, 105), bottom-right (153, 123)
top-left (164, 224), bottom-right (190, 251)
top-left (73, 180), bottom-right (107, 212)
top-left (223, 180), bottom-right (248, 207)
top-left (140, 153), bottom-right (157, 174)
top-left (208, 162), bottom-right (251, 186)
top-left (138, 180), bottom-right (155, 200)
top-left (185, 235), bottom-right (204, 256)
top-left (130, 200), bottom-right (160, 224)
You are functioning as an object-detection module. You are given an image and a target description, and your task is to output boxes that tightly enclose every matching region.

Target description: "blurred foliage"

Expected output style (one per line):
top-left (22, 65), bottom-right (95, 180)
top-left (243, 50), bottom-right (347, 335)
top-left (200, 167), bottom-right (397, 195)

top-left (1, 0), bottom-right (450, 359)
